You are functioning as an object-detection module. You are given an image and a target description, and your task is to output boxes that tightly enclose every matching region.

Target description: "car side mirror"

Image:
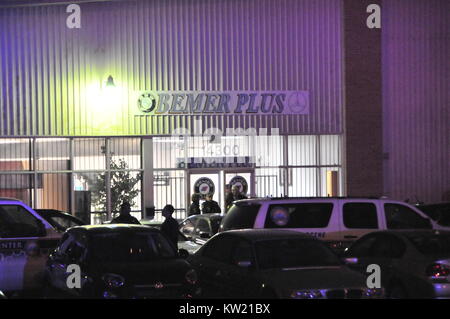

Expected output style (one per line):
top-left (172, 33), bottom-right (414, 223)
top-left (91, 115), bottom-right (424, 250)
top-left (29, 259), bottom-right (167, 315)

top-left (178, 249), bottom-right (189, 259)
top-left (199, 232), bottom-right (211, 239)
top-left (342, 257), bottom-right (359, 265)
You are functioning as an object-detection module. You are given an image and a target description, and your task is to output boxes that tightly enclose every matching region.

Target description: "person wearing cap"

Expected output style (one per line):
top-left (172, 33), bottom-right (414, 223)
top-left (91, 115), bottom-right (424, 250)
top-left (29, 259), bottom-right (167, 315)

top-left (111, 201), bottom-right (141, 225)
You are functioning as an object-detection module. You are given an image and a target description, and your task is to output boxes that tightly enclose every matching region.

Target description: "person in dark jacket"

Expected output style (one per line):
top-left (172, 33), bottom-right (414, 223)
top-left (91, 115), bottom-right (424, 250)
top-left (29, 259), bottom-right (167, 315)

top-left (201, 193), bottom-right (221, 214)
top-left (111, 202), bottom-right (141, 224)
top-left (225, 185), bottom-right (247, 213)
top-left (160, 204), bottom-right (179, 249)
top-left (188, 193), bottom-right (201, 216)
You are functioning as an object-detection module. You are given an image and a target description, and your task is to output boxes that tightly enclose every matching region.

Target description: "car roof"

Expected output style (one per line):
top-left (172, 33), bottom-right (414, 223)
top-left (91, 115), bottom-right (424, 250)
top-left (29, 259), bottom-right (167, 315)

top-left (0, 197), bottom-right (22, 202)
top-left (68, 224), bottom-right (160, 234)
top-left (219, 229), bottom-right (315, 242)
top-left (234, 196), bottom-right (393, 203)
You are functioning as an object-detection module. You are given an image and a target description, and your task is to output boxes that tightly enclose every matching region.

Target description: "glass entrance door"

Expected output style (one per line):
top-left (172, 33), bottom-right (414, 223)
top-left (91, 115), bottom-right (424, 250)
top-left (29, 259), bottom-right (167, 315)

top-left (188, 172), bottom-right (221, 213)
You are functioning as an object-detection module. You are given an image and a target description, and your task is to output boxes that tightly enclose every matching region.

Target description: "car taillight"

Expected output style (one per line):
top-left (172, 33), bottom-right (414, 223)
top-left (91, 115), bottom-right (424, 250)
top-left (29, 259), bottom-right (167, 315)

top-left (426, 263), bottom-right (450, 278)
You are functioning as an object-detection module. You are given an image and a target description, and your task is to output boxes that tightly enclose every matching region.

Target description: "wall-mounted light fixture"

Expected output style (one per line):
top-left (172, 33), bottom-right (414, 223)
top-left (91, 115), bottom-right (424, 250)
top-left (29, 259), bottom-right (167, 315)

top-left (106, 75), bottom-right (115, 87)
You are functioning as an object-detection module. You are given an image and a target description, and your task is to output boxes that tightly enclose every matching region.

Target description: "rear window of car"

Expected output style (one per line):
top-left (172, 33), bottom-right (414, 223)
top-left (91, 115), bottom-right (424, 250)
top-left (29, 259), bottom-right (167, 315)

top-left (407, 234), bottom-right (450, 255)
top-left (220, 203), bottom-right (261, 231)
top-left (343, 203), bottom-right (378, 229)
top-left (418, 205), bottom-right (450, 226)
top-left (385, 203), bottom-right (432, 229)
top-left (0, 205), bottom-right (45, 238)
top-left (264, 203), bottom-right (333, 228)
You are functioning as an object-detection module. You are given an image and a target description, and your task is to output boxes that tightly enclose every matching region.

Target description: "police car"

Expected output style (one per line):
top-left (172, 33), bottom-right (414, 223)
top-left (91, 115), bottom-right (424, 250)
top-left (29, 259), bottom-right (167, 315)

top-left (220, 197), bottom-right (443, 253)
top-left (0, 198), bottom-right (61, 294)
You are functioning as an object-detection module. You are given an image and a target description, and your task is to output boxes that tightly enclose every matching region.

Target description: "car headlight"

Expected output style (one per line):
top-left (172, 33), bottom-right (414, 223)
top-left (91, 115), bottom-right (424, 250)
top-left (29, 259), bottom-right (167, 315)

top-left (185, 269), bottom-right (198, 285)
top-left (290, 289), bottom-right (323, 299)
top-left (102, 273), bottom-right (125, 288)
top-left (363, 288), bottom-right (384, 299)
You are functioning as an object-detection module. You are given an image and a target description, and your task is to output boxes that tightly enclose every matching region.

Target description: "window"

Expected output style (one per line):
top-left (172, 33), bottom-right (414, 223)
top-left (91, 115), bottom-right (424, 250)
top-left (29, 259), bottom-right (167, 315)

top-left (89, 231), bottom-right (176, 263)
top-left (196, 219), bottom-right (211, 234)
top-left (343, 203), bottom-right (378, 229)
top-left (418, 204), bottom-right (450, 227)
top-left (264, 203), bottom-right (333, 228)
top-left (0, 205), bottom-right (45, 238)
top-left (369, 235), bottom-right (406, 258)
top-left (407, 234), bottom-right (450, 255)
top-left (255, 239), bottom-right (340, 270)
top-left (350, 234), bottom-right (405, 259)
top-left (347, 235), bottom-right (377, 258)
top-left (180, 219), bottom-right (196, 236)
top-left (385, 204), bottom-right (432, 229)
top-left (221, 204), bottom-right (260, 231)
top-left (202, 235), bottom-right (236, 264)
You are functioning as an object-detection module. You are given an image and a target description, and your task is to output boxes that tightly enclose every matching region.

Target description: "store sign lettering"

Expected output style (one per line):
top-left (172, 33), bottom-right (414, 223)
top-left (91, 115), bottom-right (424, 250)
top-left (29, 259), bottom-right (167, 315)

top-left (136, 91), bottom-right (309, 115)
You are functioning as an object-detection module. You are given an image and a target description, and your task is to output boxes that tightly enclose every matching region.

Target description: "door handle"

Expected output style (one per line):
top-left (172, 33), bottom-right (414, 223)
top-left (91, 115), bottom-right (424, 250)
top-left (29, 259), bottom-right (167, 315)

top-left (344, 235), bottom-right (358, 239)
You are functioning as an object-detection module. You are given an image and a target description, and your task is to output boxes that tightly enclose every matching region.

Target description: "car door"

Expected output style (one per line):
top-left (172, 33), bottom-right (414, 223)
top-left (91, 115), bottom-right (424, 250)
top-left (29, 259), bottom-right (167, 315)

top-left (346, 233), bottom-right (404, 287)
top-left (48, 230), bottom-right (88, 296)
top-left (0, 204), bottom-right (50, 292)
top-left (217, 239), bottom-right (261, 298)
top-left (383, 203), bottom-right (432, 230)
top-left (339, 201), bottom-right (381, 244)
top-left (192, 235), bottom-right (236, 298)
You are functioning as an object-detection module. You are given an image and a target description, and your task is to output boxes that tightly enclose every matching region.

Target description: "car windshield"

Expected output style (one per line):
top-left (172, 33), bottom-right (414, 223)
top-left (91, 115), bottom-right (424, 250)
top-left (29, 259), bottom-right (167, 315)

top-left (407, 233), bottom-right (450, 256)
top-left (89, 231), bottom-right (177, 263)
top-left (47, 214), bottom-right (84, 231)
top-left (255, 238), bottom-right (341, 270)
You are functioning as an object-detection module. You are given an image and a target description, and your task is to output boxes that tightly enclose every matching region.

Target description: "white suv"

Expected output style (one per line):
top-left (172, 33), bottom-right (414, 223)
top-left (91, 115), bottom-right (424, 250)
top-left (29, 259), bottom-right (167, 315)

top-left (220, 197), bottom-right (443, 252)
top-left (0, 198), bottom-right (61, 294)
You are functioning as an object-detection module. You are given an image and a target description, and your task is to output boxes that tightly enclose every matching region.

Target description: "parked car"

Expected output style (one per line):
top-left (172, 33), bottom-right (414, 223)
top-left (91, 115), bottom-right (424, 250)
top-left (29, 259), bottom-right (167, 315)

top-left (179, 214), bottom-right (223, 245)
top-left (417, 203), bottom-right (450, 227)
top-left (220, 197), bottom-right (437, 253)
top-left (188, 229), bottom-right (383, 299)
top-left (140, 220), bottom-right (202, 255)
top-left (0, 198), bottom-right (61, 294)
top-left (34, 209), bottom-right (86, 232)
top-left (343, 230), bottom-right (450, 298)
top-left (44, 224), bottom-right (198, 298)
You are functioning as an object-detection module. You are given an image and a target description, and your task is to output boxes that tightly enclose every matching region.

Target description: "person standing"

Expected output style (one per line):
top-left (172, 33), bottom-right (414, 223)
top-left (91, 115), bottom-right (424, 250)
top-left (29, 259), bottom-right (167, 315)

top-left (231, 185), bottom-right (247, 201)
top-left (110, 202), bottom-right (141, 224)
top-left (201, 193), bottom-right (221, 214)
top-left (188, 193), bottom-right (201, 216)
top-left (160, 204), bottom-right (179, 249)
top-left (225, 185), bottom-right (247, 212)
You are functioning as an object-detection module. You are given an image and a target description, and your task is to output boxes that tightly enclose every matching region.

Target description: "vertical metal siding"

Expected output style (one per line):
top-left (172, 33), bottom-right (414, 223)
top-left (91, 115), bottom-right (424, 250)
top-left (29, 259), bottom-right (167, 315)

top-left (0, 0), bottom-right (344, 136)
top-left (382, 0), bottom-right (450, 203)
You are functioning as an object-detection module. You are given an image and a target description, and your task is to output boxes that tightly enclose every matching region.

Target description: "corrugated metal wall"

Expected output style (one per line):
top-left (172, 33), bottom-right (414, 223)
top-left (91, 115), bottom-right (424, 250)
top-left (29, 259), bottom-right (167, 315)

top-left (0, 0), bottom-right (344, 136)
top-left (382, 0), bottom-right (450, 203)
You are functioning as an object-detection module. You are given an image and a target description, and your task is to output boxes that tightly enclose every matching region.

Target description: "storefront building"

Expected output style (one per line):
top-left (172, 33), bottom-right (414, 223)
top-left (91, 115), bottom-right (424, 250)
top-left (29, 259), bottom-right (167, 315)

top-left (0, 0), bottom-right (448, 222)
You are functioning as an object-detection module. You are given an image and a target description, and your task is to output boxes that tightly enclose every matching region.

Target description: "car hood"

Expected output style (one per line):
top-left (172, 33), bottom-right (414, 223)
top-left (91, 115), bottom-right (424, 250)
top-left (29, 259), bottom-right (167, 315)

top-left (260, 265), bottom-right (367, 290)
top-left (179, 240), bottom-right (201, 255)
top-left (89, 259), bottom-right (192, 285)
